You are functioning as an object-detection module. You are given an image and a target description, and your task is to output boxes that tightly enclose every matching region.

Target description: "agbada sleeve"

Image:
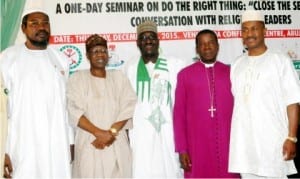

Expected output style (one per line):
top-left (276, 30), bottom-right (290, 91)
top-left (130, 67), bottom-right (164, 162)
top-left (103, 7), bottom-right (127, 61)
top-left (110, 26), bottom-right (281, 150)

top-left (115, 71), bottom-right (137, 130)
top-left (67, 72), bottom-right (88, 127)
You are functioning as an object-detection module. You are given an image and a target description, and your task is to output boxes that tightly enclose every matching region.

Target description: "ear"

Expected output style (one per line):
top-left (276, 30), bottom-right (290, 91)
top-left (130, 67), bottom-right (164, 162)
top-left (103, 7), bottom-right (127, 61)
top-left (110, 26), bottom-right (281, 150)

top-left (263, 27), bottom-right (267, 36)
top-left (21, 24), bottom-right (26, 34)
top-left (86, 53), bottom-right (91, 61)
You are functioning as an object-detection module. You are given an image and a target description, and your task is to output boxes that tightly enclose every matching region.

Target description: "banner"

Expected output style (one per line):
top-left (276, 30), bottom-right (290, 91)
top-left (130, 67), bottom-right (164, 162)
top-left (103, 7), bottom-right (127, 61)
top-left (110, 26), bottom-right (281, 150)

top-left (15, 0), bottom-right (300, 75)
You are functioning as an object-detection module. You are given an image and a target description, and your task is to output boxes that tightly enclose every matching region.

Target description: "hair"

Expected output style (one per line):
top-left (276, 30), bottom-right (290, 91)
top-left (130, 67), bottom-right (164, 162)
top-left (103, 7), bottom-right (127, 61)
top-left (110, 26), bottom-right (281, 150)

top-left (195, 29), bottom-right (218, 47)
top-left (22, 14), bottom-right (29, 27)
top-left (85, 34), bottom-right (107, 52)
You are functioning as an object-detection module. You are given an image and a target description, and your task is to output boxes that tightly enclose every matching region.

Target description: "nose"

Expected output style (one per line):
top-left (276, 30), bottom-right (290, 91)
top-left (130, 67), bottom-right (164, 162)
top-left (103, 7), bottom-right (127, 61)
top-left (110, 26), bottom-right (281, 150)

top-left (203, 43), bottom-right (212, 50)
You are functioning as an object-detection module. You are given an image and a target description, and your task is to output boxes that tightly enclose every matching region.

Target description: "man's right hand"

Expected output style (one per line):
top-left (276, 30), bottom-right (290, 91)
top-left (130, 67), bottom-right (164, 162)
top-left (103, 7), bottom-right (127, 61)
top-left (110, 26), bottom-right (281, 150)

top-left (4, 154), bottom-right (12, 178)
top-left (179, 153), bottom-right (192, 172)
top-left (92, 129), bottom-right (115, 149)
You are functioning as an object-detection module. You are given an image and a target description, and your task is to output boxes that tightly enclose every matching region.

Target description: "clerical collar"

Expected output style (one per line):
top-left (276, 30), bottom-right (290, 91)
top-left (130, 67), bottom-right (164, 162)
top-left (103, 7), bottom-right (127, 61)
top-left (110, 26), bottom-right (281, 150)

top-left (199, 60), bottom-right (216, 68)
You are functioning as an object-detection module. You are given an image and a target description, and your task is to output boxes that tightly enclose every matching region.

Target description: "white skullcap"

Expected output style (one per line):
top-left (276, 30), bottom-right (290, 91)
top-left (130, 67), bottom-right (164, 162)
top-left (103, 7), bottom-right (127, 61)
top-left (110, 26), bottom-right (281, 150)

top-left (22, 0), bottom-right (48, 18)
top-left (241, 10), bottom-right (264, 23)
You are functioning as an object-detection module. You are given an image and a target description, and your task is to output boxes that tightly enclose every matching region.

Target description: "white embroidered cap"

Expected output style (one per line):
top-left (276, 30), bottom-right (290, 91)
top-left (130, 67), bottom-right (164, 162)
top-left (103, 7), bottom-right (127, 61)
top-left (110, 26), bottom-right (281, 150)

top-left (241, 10), bottom-right (264, 23)
top-left (22, 0), bottom-right (48, 18)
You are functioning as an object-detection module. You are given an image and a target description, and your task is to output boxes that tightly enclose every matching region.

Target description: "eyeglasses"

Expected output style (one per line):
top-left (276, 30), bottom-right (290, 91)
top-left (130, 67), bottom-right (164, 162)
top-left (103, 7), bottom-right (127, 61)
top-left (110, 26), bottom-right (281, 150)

top-left (89, 48), bottom-right (108, 55)
top-left (27, 20), bottom-right (50, 28)
top-left (138, 35), bottom-right (158, 41)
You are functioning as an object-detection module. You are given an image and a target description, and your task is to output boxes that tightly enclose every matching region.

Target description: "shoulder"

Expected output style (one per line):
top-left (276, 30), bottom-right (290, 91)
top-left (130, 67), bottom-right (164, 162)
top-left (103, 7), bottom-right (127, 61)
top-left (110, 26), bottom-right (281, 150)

top-left (69, 69), bottom-right (89, 80)
top-left (0, 44), bottom-right (24, 69)
top-left (1, 44), bottom-right (22, 54)
top-left (107, 69), bottom-right (128, 80)
top-left (230, 53), bottom-right (248, 71)
top-left (108, 69), bottom-right (124, 76)
top-left (1, 44), bottom-right (23, 59)
top-left (266, 49), bottom-right (290, 60)
top-left (177, 61), bottom-right (200, 76)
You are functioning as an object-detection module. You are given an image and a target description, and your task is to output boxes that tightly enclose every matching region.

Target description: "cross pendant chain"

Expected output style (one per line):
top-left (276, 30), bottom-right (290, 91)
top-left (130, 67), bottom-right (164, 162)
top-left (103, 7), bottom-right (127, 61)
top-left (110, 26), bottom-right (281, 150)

top-left (208, 105), bottom-right (216, 118)
top-left (205, 67), bottom-right (216, 118)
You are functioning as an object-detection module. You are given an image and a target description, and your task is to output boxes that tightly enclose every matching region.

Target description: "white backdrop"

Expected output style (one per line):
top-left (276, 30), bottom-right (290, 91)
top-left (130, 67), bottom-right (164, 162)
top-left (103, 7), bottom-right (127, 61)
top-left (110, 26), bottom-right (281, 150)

top-left (15, 0), bottom-right (300, 75)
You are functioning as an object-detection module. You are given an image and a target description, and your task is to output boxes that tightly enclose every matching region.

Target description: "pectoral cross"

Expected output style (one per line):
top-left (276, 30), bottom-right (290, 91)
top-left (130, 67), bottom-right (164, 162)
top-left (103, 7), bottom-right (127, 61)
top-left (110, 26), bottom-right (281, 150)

top-left (208, 105), bottom-right (216, 118)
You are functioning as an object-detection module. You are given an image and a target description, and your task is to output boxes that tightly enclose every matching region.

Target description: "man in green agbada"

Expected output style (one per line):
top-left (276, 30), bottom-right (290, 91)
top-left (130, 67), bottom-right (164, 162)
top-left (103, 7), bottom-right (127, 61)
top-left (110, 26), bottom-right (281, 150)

top-left (124, 20), bottom-right (185, 178)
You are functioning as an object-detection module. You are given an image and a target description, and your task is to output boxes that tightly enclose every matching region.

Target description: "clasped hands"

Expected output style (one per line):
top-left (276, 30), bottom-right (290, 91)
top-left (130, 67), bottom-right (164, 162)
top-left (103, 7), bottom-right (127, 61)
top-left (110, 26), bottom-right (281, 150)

top-left (91, 129), bottom-right (116, 149)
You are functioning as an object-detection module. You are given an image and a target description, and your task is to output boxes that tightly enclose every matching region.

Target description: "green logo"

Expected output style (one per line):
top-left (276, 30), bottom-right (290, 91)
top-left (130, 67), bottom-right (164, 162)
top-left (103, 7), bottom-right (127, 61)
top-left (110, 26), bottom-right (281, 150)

top-left (60, 45), bottom-right (83, 74)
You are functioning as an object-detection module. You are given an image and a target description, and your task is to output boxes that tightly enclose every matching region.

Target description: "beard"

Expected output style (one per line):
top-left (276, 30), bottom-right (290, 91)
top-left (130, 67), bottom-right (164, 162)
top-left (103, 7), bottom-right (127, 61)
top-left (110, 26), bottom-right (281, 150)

top-left (27, 30), bottom-right (50, 48)
top-left (140, 47), bottom-right (159, 58)
top-left (28, 38), bottom-right (48, 48)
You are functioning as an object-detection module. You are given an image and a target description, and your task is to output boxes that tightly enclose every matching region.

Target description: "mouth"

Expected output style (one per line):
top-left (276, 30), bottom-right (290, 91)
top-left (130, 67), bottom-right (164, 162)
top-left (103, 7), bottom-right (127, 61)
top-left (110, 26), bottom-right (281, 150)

top-left (36, 31), bottom-right (49, 38)
top-left (143, 44), bottom-right (155, 51)
top-left (245, 37), bottom-right (256, 43)
top-left (96, 59), bottom-right (106, 64)
top-left (203, 50), bottom-right (215, 57)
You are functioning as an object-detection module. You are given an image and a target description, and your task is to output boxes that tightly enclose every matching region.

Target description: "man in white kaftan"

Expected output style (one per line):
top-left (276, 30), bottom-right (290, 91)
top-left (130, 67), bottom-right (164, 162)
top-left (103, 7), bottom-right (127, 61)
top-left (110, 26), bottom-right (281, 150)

top-left (126, 56), bottom-right (184, 178)
top-left (229, 10), bottom-right (300, 178)
top-left (0, 9), bottom-right (72, 178)
top-left (124, 20), bottom-right (184, 178)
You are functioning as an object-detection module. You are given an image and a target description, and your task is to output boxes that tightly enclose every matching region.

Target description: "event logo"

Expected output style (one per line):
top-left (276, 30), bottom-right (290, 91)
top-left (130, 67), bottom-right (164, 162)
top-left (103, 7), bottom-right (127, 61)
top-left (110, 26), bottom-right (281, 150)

top-left (106, 44), bottom-right (124, 69)
top-left (60, 45), bottom-right (83, 74)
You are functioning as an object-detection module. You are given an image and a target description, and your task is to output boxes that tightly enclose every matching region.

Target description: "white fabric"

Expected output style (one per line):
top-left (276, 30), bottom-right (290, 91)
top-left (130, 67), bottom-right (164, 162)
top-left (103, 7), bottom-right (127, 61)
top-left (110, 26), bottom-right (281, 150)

top-left (229, 49), bottom-right (300, 177)
top-left (241, 173), bottom-right (288, 179)
top-left (124, 56), bottom-right (185, 178)
top-left (0, 73), bottom-right (7, 178)
top-left (241, 10), bottom-right (264, 23)
top-left (67, 70), bottom-right (136, 178)
top-left (0, 44), bottom-right (72, 178)
top-left (22, 0), bottom-right (47, 18)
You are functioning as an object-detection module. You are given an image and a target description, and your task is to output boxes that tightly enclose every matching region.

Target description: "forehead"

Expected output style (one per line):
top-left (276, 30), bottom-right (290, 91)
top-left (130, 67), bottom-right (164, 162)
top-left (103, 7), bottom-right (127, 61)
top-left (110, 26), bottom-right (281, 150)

top-left (139, 31), bottom-right (157, 37)
top-left (197, 33), bottom-right (218, 43)
top-left (26, 12), bottom-right (49, 20)
top-left (198, 33), bottom-right (214, 40)
top-left (89, 45), bottom-right (107, 50)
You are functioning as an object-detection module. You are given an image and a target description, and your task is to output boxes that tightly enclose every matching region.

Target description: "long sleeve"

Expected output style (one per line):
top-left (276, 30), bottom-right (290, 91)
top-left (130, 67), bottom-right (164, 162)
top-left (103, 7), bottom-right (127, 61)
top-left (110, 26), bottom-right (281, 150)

top-left (115, 71), bottom-right (137, 130)
top-left (173, 71), bottom-right (188, 153)
top-left (67, 71), bottom-right (88, 127)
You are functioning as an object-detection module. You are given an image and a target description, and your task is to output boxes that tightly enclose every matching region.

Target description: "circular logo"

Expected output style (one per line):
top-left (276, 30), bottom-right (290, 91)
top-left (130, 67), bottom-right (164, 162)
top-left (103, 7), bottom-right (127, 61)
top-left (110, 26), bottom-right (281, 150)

top-left (60, 45), bottom-right (82, 74)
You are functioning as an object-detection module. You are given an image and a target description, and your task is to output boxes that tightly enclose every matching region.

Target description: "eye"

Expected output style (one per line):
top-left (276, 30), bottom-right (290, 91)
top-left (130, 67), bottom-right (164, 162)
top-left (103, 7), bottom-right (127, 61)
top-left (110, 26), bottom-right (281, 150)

top-left (90, 49), bottom-right (108, 55)
top-left (27, 20), bottom-right (50, 27)
top-left (138, 35), bottom-right (158, 41)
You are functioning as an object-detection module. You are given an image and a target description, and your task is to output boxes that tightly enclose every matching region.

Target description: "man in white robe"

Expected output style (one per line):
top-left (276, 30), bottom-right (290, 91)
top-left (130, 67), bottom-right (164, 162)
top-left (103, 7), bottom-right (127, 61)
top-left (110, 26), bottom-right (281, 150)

top-left (0, 8), bottom-right (72, 178)
top-left (124, 20), bottom-right (185, 178)
top-left (229, 10), bottom-right (300, 178)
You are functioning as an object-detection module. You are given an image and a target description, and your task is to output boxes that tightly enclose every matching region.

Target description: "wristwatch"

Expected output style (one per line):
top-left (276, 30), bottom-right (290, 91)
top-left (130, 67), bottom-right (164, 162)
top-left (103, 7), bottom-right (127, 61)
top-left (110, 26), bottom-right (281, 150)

top-left (109, 127), bottom-right (118, 136)
top-left (287, 136), bottom-right (297, 143)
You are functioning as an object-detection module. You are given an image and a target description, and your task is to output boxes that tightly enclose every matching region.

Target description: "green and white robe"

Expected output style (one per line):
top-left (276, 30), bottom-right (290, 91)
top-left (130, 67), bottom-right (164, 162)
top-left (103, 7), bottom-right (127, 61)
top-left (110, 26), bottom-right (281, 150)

top-left (125, 56), bottom-right (185, 178)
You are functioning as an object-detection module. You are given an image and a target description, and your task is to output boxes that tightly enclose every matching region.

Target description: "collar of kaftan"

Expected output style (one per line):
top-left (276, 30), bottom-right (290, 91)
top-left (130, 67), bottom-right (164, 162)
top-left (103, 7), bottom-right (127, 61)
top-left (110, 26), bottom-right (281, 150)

top-left (136, 57), bottom-right (169, 102)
